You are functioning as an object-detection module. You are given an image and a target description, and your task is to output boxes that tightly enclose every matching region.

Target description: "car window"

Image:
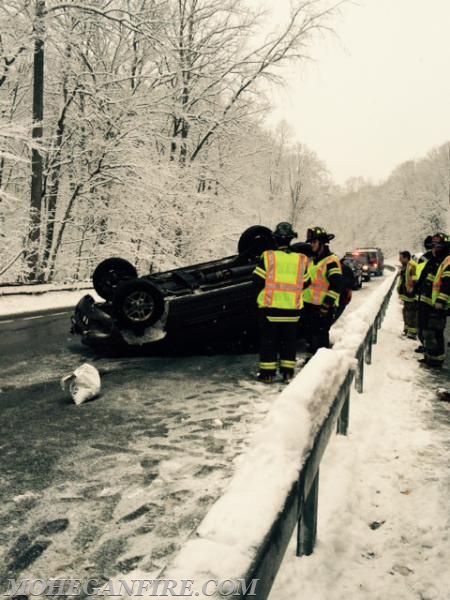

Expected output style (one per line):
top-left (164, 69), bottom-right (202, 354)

top-left (350, 253), bottom-right (369, 264)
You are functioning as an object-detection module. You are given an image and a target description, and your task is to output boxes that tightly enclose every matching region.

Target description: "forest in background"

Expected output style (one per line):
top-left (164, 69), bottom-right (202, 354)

top-left (0, 0), bottom-right (449, 283)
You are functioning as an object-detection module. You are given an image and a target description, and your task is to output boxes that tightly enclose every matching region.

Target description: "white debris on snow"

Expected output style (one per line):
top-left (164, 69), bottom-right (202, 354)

top-left (60, 363), bottom-right (101, 405)
top-left (269, 293), bottom-right (450, 600)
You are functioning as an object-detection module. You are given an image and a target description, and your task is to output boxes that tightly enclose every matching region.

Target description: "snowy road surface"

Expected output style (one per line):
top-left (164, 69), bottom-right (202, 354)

top-left (0, 346), bottom-right (276, 589)
top-left (2, 273), bottom-right (446, 596)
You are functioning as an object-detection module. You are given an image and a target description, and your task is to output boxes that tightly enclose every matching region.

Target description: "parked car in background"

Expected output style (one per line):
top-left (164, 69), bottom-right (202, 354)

top-left (357, 247), bottom-right (384, 276)
top-left (341, 257), bottom-right (363, 289)
top-left (344, 251), bottom-right (371, 282)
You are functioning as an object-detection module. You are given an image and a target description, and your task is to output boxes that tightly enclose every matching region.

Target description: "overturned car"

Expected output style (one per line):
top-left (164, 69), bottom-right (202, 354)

top-left (71, 226), bottom-right (311, 353)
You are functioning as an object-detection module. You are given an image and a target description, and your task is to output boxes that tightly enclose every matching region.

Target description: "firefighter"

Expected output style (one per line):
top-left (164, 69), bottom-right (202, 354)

top-left (397, 251), bottom-right (418, 339)
top-left (431, 247), bottom-right (450, 359)
top-left (252, 222), bottom-right (310, 383)
top-left (415, 233), bottom-right (449, 368)
top-left (414, 235), bottom-right (434, 353)
top-left (302, 226), bottom-right (342, 358)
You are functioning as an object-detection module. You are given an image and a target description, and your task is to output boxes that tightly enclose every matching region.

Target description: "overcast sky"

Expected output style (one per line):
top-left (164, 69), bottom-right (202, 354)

top-left (265, 0), bottom-right (450, 184)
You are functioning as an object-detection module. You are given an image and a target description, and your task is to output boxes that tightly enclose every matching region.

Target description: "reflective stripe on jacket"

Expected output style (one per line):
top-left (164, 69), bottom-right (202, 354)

top-left (415, 260), bottom-right (428, 281)
top-left (254, 250), bottom-right (310, 310)
top-left (432, 255), bottom-right (450, 306)
top-left (397, 260), bottom-right (417, 302)
top-left (303, 254), bottom-right (342, 306)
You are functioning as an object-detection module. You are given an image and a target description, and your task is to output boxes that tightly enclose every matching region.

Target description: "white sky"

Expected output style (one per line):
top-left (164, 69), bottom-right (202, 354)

top-left (264, 0), bottom-right (450, 184)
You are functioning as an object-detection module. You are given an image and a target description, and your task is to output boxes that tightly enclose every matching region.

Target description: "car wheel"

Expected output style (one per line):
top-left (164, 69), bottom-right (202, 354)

top-left (113, 279), bottom-right (165, 329)
top-left (93, 258), bottom-right (138, 301)
top-left (238, 226), bottom-right (275, 259)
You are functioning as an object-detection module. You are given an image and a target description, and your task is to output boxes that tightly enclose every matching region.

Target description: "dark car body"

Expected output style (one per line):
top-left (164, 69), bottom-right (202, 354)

top-left (71, 226), bottom-right (311, 352)
top-left (342, 257), bottom-right (363, 289)
top-left (344, 251), bottom-right (371, 281)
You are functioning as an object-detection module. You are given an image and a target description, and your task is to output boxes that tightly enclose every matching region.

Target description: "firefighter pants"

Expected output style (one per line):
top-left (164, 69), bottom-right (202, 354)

top-left (402, 300), bottom-right (418, 338)
top-left (258, 312), bottom-right (299, 376)
top-left (301, 303), bottom-right (334, 356)
top-left (419, 304), bottom-right (446, 365)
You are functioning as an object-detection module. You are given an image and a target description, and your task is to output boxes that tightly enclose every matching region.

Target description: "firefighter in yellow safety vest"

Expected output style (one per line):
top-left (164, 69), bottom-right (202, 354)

top-left (415, 233), bottom-right (449, 368)
top-left (253, 222), bottom-right (311, 383)
top-left (301, 226), bottom-right (342, 359)
top-left (414, 235), bottom-right (433, 351)
top-left (397, 251), bottom-right (418, 339)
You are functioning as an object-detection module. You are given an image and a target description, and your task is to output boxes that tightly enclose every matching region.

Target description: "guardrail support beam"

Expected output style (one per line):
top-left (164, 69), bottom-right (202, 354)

top-left (372, 317), bottom-right (379, 344)
top-left (337, 387), bottom-right (350, 436)
top-left (297, 470), bottom-right (319, 557)
top-left (365, 333), bottom-right (373, 365)
top-left (355, 352), bottom-right (364, 393)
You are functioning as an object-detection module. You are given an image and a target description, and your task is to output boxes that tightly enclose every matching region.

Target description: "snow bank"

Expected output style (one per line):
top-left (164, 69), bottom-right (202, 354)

top-left (156, 272), bottom-right (399, 596)
top-left (158, 350), bottom-right (352, 591)
top-left (0, 284), bottom-right (100, 316)
top-left (269, 290), bottom-right (450, 600)
top-left (331, 270), bottom-right (397, 354)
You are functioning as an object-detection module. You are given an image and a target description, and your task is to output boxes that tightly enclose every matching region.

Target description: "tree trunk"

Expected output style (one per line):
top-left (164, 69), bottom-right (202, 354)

top-left (47, 182), bottom-right (82, 280)
top-left (41, 46), bottom-right (76, 278)
top-left (25, 0), bottom-right (45, 282)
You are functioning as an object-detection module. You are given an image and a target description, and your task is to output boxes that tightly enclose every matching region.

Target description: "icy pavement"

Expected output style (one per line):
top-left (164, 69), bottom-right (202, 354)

top-left (269, 296), bottom-right (450, 600)
top-left (0, 273), bottom-right (402, 593)
top-left (0, 355), bottom-right (278, 591)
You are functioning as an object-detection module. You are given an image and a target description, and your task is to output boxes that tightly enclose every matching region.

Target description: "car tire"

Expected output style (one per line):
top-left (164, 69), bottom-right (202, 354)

top-left (93, 258), bottom-right (138, 301)
top-left (113, 278), bottom-right (165, 329)
top-left (238, 226), bottom-right (275, 258)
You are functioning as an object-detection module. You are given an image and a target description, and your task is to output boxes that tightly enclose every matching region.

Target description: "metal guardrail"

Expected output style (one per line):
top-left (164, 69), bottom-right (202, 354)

top-left (355, 269), bottom-right (398, 394)
top-left (237, 271), bottom-right (399, 600)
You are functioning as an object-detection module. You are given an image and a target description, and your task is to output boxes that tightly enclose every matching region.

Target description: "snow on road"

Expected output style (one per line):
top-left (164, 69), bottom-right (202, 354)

top-left (0, 356), bottom-right (277, 592)
top-left (3, 272), bottom-right (448, 599)
top-left (269, 294), bottom-right (450, 600)
top-left (0, 283), bottom-right (99, 317)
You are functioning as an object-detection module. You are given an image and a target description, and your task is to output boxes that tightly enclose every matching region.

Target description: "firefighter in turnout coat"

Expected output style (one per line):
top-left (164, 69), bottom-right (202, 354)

top-left (415, 233), bottom-right (449, 368)
top-left (253, 222), bottom-right (311, 383)
top-left (397, 251), bottom-right (418, 339)
top-left (301, 226), bottom-right (342, 358)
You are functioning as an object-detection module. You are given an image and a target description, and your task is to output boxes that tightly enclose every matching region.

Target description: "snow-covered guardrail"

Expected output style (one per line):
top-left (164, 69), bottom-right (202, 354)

top-left (332, 266), bottom-right (398, 393)
top-left (161, 269), bottom-right (398, 600)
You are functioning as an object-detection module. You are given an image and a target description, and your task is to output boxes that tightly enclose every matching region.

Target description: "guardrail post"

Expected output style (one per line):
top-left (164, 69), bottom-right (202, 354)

top-left (337, 386), bottom-right (350, 436)
top-left (372, 316), bottom-right (379, 344)
top-left (365, 330), bottom-right (373, 365)
top-left (355, 350), bottom-right (364, 393)
top-left (297, 471), bottom-right (319, 557)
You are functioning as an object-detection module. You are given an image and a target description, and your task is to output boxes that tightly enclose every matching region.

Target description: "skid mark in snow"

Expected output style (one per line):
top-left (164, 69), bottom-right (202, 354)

top-left (0, 354), bottom-right (278, 592)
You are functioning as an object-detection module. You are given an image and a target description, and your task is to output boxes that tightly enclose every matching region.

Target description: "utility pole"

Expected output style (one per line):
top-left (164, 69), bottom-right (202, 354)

top-left (26, 0), bottom-right (45, 281)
